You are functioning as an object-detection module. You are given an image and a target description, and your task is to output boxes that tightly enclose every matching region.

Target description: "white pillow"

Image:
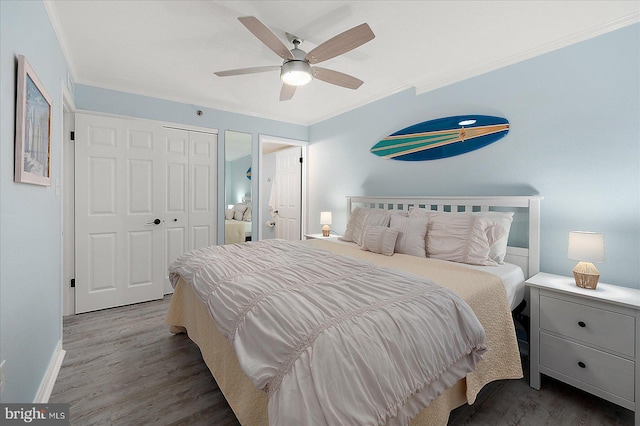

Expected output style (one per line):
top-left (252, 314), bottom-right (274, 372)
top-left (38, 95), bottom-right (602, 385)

top-left (472, 211), bottom-right (513, 264)
top-left (360, 226), bottom-right (399, 256)
top-left (426, 213), bottom-right (497, 266)
top-left (356, 212), bottom-right (391, 246)
top-left (243, 207), bottom-right (252, 222)
top-left (410, 208), bottom-right (513, 264)
top-left (390, 215), bottom-right (428, 257)
top-left (341, 207), bottom-right (404, 243)
top-left (232, 203), bottom-right (248, 221)
top-left (225, 209), bottom-right (234, 220)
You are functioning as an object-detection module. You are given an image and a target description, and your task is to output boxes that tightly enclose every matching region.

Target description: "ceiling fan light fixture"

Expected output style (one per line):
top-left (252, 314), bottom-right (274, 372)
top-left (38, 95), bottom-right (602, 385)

top-left (281, 60), bottom-right (312, 86)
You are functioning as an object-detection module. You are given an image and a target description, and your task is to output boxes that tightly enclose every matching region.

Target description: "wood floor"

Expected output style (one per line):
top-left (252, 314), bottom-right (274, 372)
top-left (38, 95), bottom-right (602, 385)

top-left (51, 295), bottom-right (634, 426)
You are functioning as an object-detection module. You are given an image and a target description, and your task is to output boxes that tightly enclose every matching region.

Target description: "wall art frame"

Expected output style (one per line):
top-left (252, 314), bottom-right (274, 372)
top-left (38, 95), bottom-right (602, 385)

top-left (15, 54), bottom-right (52, 186)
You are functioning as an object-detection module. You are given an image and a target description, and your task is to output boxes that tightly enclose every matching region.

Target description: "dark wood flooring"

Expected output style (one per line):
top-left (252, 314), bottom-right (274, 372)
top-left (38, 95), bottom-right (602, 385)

top-left (50, 296), bottom-right (634, 425)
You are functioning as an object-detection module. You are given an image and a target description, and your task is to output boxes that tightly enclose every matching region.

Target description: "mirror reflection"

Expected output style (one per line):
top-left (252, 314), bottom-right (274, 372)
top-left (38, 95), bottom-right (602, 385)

top-left (224, 130), bottom-right (252, 244)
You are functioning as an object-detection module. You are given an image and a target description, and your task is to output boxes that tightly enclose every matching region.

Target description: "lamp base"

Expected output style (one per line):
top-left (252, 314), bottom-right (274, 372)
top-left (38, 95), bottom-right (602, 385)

top-left (572, 261), bottom-right (600, 289)
top-left (322, 225), bottom-right (330, 237)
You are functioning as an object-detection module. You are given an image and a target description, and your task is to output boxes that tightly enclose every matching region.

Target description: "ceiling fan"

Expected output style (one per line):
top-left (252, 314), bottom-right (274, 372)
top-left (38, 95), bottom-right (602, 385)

top-left (214, 16), bottom-right (375, 101)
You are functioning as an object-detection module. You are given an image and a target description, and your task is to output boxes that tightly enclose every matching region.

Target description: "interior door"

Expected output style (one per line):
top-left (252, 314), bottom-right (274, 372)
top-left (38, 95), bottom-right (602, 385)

top-left (275, 146), bottom-right (302, 240)
top-left (163, 128), bottom-right (189, 294)
top-left (187, 131), bottom-right (217, 250)
top-left (75, 113), bottom-right (164, 313)
top-left (162, 128), bottom-right (217, 293)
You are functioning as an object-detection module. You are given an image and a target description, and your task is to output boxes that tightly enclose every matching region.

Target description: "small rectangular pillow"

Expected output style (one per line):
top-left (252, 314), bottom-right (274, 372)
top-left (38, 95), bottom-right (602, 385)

top-left (225, 209), bottom-right (234, 220)
top-left (390, 215), bottom-right (428, 257)
top-left (356, 212), bottom-right (391, 246)
top-left (360, 226), bottom-right (399, 256)
top-left (426, 213), bottom-right (497, 266)
top-left (341, 207), bottom-right (406, 244)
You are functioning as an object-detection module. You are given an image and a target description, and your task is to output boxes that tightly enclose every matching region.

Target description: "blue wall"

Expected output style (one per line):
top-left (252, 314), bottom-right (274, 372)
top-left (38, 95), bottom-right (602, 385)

top-left (308, 24), bottom-right (640, 289)
top-left (0, 1), bottom-right (70, 402)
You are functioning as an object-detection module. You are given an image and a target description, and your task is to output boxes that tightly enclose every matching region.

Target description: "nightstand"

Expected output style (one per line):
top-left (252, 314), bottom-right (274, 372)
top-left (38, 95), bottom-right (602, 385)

top-left (304, 233), bottom-right (341, 240)
top-left (526, 272), bottom-right (639, 424)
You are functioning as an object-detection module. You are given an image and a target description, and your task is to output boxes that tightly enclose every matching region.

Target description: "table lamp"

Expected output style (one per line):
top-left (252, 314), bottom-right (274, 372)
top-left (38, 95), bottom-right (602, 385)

top-left (320, 211), bottom-right (332, 237)
top-left (568, 231), bottom-right (605, 289)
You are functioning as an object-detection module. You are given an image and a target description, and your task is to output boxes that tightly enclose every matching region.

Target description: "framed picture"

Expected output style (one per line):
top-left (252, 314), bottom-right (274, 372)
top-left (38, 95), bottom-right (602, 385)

top-left (15, 54), bottom-right (52, 186)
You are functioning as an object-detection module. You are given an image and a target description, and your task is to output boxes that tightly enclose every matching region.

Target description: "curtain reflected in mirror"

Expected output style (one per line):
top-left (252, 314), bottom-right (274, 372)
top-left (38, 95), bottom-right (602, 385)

top-left (224, 131), bottom-right (252, 244)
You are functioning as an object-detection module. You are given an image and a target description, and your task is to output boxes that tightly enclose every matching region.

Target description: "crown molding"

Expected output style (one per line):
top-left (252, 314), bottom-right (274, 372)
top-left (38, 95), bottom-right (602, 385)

top-left (43, 1), bottom-right (78, 83)
top-left (415, 12), bottom-right (640, 95)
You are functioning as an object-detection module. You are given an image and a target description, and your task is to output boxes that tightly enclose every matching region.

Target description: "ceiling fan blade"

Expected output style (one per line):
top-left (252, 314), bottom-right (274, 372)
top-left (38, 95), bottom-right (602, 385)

top-left (280, 84), bottom-right (296, 101)
top-left (312, 67), bottom-right (363, 90)
top-left (238, 16), bottom-right (294, 60)
top-left (305, 23), bottom-right (375, 64)
top-left (214, 65), bottom-right (281, 77)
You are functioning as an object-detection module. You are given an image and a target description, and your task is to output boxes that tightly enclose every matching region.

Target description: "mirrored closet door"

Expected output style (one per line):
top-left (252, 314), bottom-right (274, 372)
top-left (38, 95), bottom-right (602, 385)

top-left (224, 130), bottom-right (252, 244)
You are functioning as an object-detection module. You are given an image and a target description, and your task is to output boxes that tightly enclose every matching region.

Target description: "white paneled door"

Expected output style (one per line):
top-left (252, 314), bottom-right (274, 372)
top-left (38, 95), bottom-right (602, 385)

top-left (162, 128), bottom-right (217, 294)
top-left (75, 114), bottom-right (164, 313)
top-left (275, 146), bottom-right (302, 241)
top-left (75, 115), bottom-right (217, 313)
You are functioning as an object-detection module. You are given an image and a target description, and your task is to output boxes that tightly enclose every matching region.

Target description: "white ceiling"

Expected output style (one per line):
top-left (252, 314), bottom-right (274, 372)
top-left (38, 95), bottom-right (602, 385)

top-left (45, 1), bottom-right (639, 126)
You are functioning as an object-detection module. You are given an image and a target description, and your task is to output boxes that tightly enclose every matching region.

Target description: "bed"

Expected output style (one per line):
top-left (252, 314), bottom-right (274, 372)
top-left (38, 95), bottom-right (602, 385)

top-left (166, 195), bottom-right (542, 425)
top-left (225, 202), bottom-right (253, 243)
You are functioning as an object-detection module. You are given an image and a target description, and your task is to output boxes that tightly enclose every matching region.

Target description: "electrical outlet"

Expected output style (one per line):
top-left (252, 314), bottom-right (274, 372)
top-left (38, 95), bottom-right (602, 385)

top-left (0, 359), bottom-right (5, 400)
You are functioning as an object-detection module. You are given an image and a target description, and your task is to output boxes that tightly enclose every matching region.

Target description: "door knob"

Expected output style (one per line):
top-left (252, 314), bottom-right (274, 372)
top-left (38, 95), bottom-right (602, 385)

top-left (147, 218), bottom-right (162, 225)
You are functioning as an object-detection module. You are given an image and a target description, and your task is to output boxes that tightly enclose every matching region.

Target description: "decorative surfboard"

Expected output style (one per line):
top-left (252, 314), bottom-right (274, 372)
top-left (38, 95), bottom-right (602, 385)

top-left (246, 167), bottom-right (252, 180)
top-left (370, 115), bottom-right (509, 161)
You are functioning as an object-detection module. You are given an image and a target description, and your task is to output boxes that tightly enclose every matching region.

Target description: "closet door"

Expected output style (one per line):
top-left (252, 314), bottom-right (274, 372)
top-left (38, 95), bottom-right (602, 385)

top-left (188, 131), bottom-right (217, 250)
top-left (163, 128), bottom-right (189, 294)
top-left (162, 128), bottom-right (217, 294)
top-left (75, 114), bottom-right (164, 313)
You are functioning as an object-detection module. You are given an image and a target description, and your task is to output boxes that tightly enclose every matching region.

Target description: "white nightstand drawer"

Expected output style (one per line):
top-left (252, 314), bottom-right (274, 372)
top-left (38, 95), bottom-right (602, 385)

top-left (540, 294), bottom-right (635, 357)
top-left (540, 332), bottom-right (635, 402)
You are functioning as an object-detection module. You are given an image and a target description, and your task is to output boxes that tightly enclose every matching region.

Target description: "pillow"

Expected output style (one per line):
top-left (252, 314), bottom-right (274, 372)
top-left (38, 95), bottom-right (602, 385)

top-left (360, 226), bottom-right (399, 256)
top-left (426, 213), bottom-right (497, 266)
top-left (356, 212), bottom-right (391, 246)
top-left (225, 209), bottom-right (234, 220)
top-left (340, 207), bottom-right (407, 243)
top-left (472, 211), bottom-right (513, 264)
top-left (410, 208), bottom-right (513, 264)
top-left (408, 206), bottom-right (433, 218)
top-left (232, 203), bottom-right (248, 221)
top-left (390, 215), bottom-right (428, 257)
top-left (242, 207), bottom-right (252, 222)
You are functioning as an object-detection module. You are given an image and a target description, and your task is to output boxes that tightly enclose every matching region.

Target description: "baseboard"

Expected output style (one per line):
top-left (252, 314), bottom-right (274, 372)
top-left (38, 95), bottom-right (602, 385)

top-left (34, 340), bottom-right (66, 403)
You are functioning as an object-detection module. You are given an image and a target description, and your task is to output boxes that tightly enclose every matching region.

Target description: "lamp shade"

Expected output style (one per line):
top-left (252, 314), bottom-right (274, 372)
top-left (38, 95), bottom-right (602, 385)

top-left (320, 211), bottom-right (332, 225)
top-left (568, 231), bottom-right (605, 263)
top-left (281, 61), bottom-right (312, 86)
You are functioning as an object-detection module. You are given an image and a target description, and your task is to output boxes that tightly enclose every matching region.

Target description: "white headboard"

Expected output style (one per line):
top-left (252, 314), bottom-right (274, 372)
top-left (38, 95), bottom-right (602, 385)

top-left (346, 195), bottom-right (542, 279)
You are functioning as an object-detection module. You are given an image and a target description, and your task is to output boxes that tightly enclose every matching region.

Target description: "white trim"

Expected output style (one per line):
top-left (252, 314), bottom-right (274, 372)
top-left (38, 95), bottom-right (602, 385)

top-left (258, 135), bottom-right (308, 241)
top-left (34, 341), bottom-right (65, 403)
top-left (43, 1), bottom-right (78, 82)
top-left (415, 12), bottom-right (640, 95)
top-left (74, 109), bottom-right (219, 136)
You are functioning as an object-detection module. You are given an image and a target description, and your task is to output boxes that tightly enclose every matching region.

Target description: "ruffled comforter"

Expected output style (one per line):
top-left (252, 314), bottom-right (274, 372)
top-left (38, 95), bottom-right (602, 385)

top-left (169, 239), bottom-right (487, 425)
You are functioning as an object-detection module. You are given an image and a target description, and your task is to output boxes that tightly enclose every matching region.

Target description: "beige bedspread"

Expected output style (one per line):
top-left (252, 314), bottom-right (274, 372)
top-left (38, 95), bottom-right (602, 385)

top-left (225, 220), bottom-right (246, 244)
top-left (165, 239), bottom-right (522, 425)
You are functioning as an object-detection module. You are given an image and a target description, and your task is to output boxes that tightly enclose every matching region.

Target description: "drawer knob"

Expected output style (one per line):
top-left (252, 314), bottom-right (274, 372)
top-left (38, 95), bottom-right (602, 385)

top-left (578, 361), bottom-right (586, 369)
top-left (578, 321), bottom-right (586, 328)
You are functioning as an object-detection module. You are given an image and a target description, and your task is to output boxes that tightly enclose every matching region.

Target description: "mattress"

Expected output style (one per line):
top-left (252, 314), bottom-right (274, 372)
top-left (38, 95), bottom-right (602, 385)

top-left (460, 262), bottom-right (525, 311)
top-left (323, 239), bottom-right (525, 311)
